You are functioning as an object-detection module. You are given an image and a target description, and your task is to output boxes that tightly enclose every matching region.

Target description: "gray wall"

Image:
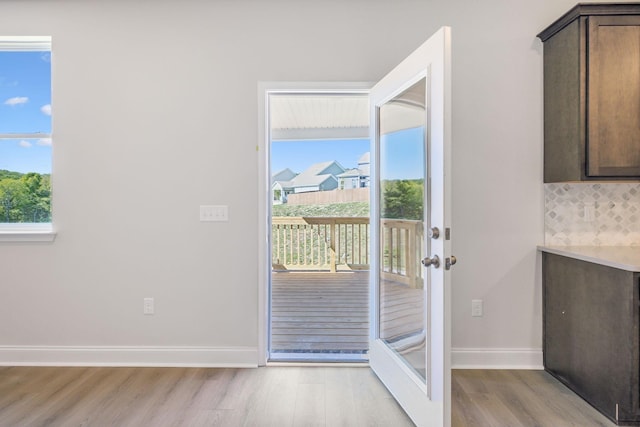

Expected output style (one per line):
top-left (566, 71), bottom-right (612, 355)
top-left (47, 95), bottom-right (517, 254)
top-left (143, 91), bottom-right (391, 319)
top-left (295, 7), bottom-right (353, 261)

top-left (0, 0), bottom-right (591, 365)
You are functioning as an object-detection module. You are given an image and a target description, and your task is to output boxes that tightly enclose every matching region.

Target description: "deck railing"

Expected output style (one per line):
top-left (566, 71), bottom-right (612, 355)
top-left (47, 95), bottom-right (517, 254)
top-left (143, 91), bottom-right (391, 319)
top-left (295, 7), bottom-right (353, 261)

top-left (272, 217), bottom-right (370, 272)
top-left (272, 217), bottom-right (424, 287)
top-left (380, 219), bottom-right (424, 289)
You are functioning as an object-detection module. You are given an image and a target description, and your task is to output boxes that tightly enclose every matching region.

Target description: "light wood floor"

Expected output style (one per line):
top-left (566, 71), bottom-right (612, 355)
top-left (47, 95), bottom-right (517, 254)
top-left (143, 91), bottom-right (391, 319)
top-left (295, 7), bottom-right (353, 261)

top-left (0, 366), bottom-right (413, 427)
top-left (452, 370), bottom-right (616, 427)
top-left (0, 366), bottom-right (618, 426)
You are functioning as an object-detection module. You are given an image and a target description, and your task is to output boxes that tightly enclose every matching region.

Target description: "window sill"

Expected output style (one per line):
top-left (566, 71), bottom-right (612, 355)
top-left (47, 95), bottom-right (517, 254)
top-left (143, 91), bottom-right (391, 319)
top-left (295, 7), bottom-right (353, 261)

top-left (0, 224), bottom-right (56, 242)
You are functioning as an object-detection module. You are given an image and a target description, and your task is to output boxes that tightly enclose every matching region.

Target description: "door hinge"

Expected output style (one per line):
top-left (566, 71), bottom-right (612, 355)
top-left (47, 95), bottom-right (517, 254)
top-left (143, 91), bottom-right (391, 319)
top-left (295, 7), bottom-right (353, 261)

top-left (616, 403), bottom-right (619, 422)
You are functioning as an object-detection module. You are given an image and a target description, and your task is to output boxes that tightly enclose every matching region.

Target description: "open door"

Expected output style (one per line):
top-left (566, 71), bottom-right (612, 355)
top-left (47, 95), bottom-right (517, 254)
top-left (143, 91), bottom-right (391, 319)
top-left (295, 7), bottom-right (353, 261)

top-left (369, 27), bottom-right (452, 427)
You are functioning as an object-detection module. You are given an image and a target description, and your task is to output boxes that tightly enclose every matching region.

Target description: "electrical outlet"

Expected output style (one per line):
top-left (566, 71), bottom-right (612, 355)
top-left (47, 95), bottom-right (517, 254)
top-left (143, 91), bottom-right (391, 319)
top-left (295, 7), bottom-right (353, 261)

top-left (144, 297), bottom-right (154, 315)
top-left (584, 203), bottom-right (595, 222)
top-left (200, 205), bottom-right (229, 222)
top-left (472, 299), bottom-right (483, 317)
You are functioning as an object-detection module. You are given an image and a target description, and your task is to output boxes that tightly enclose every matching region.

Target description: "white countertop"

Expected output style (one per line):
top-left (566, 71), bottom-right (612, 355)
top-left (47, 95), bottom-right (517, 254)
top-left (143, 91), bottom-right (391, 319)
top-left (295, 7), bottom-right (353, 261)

top-left (538, 246), bottom-right (640, 272)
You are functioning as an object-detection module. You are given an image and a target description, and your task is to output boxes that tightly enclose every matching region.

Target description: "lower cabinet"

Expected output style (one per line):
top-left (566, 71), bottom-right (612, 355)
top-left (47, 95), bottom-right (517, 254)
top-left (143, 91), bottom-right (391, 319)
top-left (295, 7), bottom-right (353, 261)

top-left (543, 253), bottom-right (640, 425)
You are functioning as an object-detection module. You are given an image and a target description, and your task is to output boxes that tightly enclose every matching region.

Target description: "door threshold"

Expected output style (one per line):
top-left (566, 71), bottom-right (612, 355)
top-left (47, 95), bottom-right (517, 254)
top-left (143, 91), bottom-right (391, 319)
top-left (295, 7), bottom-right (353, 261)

top-left (267, 361), bottom-right (370, 367)
top-left (268, 352), bottom-right (368, 363)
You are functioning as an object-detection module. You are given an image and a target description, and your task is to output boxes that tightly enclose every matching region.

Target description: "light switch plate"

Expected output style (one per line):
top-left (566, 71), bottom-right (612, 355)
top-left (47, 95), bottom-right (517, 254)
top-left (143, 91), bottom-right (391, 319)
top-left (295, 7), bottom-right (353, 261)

top-left (144, 297), bottom-right (154, 315)
top-left (472, 299), bottom-right (483, 317)
top-left (200, 205), bottom-right (228, 222)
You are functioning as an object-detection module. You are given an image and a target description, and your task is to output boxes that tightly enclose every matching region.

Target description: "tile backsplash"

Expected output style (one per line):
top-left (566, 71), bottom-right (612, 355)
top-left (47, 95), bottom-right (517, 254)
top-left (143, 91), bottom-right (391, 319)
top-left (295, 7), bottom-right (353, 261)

top-left (545, 183), bottom-right (640, 246)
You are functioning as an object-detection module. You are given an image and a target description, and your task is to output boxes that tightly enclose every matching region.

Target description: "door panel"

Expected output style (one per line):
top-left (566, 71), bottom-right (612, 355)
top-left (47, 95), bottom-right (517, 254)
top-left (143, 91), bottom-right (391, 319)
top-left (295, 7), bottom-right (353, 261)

top-left (378, 78), bottom-right (427, 380)
top-left (369, 27), bottom-right (452, 427)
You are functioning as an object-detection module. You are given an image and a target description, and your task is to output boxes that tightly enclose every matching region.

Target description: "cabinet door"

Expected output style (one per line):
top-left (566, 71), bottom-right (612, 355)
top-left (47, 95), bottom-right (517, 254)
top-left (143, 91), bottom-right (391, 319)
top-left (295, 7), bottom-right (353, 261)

top-left (544, 253), bottom-right (640, 422)
top-left (588, 15), bottom-right (640, 177)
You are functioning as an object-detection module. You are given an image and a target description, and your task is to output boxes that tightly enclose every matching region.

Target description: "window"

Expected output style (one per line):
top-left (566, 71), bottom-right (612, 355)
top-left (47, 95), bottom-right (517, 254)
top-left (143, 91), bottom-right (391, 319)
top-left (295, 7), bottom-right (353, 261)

top-left (0, 36), bottom-right (53, 241)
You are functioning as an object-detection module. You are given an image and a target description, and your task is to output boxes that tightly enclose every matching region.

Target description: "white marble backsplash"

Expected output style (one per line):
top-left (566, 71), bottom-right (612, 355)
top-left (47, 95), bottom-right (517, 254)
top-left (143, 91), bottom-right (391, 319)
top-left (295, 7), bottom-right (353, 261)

top-left (545, 183), bottom-right (640, 246)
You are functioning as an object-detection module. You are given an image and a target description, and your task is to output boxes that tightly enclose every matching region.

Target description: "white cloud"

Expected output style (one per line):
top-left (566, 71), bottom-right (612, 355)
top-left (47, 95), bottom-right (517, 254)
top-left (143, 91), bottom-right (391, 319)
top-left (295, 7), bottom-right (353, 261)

top-left (37, 138), bottom-right (52, 146)
top-left (41, 104), bottom-right (51, 116)
top-left (19, 140), bottom-right (32, 148)
top-left (4, 96), bottom-right (28, 106)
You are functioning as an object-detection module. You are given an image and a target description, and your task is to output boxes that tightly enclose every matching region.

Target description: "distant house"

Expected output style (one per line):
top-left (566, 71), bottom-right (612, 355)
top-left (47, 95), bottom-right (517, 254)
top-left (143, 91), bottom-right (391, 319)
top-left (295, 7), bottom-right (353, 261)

top-left (338, 152), bottom-right (370, 189)
top-left (272, 168), bottom-right (298, 204)
top-left (272, 161), bottom-right (345, 204)
top-left (272, 168), bottom-right (297, 183)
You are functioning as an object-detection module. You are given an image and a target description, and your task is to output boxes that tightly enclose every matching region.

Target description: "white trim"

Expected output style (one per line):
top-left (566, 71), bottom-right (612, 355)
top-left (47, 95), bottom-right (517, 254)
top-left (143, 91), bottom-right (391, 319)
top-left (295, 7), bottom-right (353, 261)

top-left (257, 82), bottom-right (373, 367)
top-left (0, 231), bottom-right (56, 243)
top-left (0, 346), bottom-right (258, 367)
top-left (0, 36), bottom-right (51, 51)
top-left (0, 223), bottom-right (55, 242)
top-left (451, 348), bottom-right (543, 370)
top-left (0, 38), bottom-right (53, 238)
top-left (0, 133), bottom-right (51, 139)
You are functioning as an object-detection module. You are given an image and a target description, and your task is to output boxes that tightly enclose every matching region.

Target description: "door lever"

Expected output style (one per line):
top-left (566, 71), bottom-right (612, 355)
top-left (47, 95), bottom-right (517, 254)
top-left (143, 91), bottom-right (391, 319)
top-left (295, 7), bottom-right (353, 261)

top-left (421, 255), bottom-right (440, 268)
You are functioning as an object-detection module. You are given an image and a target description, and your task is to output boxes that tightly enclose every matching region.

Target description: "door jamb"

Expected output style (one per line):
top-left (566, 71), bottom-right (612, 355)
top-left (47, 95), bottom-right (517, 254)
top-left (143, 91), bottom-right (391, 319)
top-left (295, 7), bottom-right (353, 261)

top-left (257, 82), bottom-right (373, 366)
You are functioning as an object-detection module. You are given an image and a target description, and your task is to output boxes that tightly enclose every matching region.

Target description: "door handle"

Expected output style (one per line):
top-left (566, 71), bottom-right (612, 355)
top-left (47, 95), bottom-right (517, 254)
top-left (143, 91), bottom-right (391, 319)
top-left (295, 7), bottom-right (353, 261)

top-left (428, 227), bottom-right (440, 239)
top-left (421, 255), bottom-right (440, 268)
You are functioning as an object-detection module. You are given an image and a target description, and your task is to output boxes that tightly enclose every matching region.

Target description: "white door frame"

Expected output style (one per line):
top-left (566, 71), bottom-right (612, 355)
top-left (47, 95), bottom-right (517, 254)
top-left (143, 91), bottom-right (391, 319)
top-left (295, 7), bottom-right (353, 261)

top-left (257, 82), bottom-right (372, 365)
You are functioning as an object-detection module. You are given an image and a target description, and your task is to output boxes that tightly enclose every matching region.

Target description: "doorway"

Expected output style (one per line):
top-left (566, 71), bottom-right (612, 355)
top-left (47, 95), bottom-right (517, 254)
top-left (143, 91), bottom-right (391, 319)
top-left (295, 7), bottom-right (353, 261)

top-left (264, 88), bottom-right (372, 362)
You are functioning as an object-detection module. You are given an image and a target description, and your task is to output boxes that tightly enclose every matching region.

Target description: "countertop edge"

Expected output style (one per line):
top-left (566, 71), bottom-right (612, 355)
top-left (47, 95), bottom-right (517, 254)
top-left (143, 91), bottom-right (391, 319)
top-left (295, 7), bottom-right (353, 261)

top-left (538, 245), bottom-right (640, 272)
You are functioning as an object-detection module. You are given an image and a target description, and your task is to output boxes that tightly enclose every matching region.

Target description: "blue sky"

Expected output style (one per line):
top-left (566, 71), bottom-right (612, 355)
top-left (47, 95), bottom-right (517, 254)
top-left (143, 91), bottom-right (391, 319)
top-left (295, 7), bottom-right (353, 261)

top-left (380, 127), bottom-right (425, 180)
top-left (0, 51), bottom-right (52, 174)
top-left (271, 139), bottom-right (370, 175)
top-left (271, 127), bottom-right (424, 180)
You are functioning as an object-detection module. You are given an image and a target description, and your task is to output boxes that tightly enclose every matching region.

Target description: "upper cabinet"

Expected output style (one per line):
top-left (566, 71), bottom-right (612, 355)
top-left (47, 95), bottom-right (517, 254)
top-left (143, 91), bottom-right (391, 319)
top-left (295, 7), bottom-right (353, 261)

top-left (538, 3), bottom-right (640, 182)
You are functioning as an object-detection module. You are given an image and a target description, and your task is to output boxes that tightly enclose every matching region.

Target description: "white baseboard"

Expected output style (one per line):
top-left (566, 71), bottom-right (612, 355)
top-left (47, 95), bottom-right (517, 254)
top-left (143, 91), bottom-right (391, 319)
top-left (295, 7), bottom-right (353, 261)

top-left (0, 346), bottom-right (259, 367)
top-left (0, 346), bottom-right (542, 370)
top-left (452, 347), bottom-right (543, 370)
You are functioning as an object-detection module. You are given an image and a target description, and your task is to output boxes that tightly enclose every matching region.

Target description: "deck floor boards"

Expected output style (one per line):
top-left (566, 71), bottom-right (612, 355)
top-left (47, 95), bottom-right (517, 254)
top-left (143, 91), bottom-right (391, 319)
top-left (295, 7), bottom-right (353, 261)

top-left (271, 271), bottom-right (424, 355)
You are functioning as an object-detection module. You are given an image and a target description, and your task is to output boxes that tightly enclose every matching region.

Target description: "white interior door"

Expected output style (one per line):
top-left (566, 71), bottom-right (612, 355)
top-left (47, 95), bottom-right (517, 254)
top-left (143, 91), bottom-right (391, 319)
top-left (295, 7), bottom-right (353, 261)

top-left (369, 27), bottom-right (452, 427)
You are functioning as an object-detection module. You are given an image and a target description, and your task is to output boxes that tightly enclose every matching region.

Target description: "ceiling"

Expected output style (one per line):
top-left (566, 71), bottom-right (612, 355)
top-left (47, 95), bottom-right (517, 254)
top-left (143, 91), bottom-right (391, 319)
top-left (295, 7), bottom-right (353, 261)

top-left (269, 94), bottom-right (369, 141)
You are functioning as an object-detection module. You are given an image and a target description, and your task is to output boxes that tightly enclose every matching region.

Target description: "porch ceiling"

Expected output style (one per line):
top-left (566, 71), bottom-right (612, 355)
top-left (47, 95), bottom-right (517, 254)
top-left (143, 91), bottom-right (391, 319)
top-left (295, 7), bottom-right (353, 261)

top-left (270, 94), bottom-right (369, 141)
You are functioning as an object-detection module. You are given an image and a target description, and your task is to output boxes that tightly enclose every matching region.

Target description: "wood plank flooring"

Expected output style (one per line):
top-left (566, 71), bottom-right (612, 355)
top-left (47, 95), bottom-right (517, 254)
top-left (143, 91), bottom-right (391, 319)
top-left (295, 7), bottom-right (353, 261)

top-left (271, 271), bottom-right (424, 356)
top-left (0, 366), bottom-right (413, 427)
top-left (0, 366), bottom-right (621, 426)
top-left (452, 370), bottom-right (616, 427)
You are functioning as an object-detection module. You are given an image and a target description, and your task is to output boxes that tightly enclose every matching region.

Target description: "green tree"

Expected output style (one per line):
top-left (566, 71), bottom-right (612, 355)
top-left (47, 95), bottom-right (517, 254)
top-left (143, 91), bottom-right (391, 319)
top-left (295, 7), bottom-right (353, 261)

top-left (21, 173), bottom-right (51, 222)
top-left (0, 172), bottom-right (51, 223)
top-left (381, 179), bottom-right (424, 220)
top-left (0, 178), bottom-right (28, 222)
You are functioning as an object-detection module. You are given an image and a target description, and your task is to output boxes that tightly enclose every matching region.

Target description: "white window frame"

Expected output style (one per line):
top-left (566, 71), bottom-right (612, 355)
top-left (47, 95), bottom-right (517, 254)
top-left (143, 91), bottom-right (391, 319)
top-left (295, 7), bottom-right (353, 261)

top-left (0, 36), bottom-right (55, 242)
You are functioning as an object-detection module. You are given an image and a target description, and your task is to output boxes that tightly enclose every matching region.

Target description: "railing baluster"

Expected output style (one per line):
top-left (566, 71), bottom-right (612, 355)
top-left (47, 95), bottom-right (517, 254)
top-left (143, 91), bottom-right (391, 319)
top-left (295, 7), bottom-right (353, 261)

top-left (272, 217), bottom-right (419, 282)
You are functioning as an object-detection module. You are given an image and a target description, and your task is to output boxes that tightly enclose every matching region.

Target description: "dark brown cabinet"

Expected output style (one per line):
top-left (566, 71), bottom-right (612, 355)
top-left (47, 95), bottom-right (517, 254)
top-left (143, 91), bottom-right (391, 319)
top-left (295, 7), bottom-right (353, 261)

top-left (543, 253), bottom-right (640, 425)
top-left (538, 4), bottom-right (640, 182)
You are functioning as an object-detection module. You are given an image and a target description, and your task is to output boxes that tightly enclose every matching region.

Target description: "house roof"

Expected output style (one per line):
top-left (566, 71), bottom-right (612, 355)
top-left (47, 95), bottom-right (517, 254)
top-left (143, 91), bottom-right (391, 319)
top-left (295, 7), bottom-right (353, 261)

top-left (273, 160), bottom-right (344, 190)
top-left (337, 168), bottom-right (362, 178)
top-left (293, 174), bottom-right (337, 188)
top-left (272, 168), bottom-right (297, 184)
top-left (358, 152), bottom-right (370, 165)
top-left (295, 160), bottom-right (343, 178)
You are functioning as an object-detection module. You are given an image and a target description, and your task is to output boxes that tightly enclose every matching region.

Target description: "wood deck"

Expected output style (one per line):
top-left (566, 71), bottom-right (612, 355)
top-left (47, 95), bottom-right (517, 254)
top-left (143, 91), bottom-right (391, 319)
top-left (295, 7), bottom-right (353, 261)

top-left (271, 272), bottom-right (369, 356)
top-left (270, 271), bottom-right (424, 359)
